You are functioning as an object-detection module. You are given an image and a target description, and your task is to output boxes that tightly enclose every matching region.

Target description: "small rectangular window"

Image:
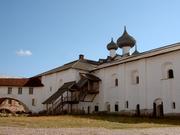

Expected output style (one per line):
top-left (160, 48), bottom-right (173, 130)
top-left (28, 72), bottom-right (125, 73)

top-left (8, 87), bottom-right (12, 94)
top-left (115, 79), bottom-right (118, 87)
top-left (18, 87), bottom-right (22, 94)
top-left (115, 104), bottom-right (119, 112)
top-left (126, 101), bottom-right (129, 108)
top-left (136, 76), bottom-right (139, 84)
top-left (32, 98), bottom-right (35, 106)
top-left (172, 102), bottom-right (176, 109)
top-left (29, 87), bottom-right (33, 95)
top-left (95, 106), bottom-right (99, 112)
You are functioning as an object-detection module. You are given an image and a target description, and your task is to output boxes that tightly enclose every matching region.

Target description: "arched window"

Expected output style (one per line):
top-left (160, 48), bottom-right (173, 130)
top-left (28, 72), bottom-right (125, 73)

top-left (111, 73), bottom-right (118, 88)
top-left (172, 102), bottom-right (176, 109)
top-left (131, 70), bottom-right (139, 85)
top-left (162, 62), bottom-right (174, 79)
top-left (115, 78), bottom-right (118, 87)
top-left (168, 69), bottom-right (174, 79)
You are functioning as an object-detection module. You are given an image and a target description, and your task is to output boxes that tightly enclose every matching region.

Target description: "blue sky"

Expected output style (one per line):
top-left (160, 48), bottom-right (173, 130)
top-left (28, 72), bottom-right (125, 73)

top-left (0, 0), bottom-right (180, 77)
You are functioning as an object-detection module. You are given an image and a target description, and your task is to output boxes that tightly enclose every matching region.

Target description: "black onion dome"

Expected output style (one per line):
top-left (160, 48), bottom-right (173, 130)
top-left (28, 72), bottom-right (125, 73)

top-left (107, 38), bottom-right (118, 50)
top-left (117, 27), bottom-right (136, 48)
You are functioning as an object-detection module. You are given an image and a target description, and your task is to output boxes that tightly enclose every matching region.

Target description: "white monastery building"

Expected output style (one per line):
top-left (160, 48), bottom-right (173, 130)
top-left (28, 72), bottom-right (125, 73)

top-left (1, 27), bottom-right (180, 117)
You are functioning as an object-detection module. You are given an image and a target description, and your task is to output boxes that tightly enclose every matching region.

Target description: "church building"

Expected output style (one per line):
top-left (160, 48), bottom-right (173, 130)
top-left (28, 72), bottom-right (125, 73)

top-left (0, 27), bottom-right (180, 117)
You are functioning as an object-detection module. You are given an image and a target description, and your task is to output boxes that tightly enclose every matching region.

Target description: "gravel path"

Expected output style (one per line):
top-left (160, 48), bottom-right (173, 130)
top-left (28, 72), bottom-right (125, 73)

top-left (1, 127), bottom-right (180, 135)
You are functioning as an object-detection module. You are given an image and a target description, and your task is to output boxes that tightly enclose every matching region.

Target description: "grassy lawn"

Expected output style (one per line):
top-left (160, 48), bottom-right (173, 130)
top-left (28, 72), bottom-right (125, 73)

top-left (0, 115), bottom-right (180, 129)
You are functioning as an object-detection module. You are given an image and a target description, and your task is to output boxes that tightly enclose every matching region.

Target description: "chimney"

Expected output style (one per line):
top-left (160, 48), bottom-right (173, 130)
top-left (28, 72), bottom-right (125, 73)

top-left (79, 54), bottom-right (84, 60)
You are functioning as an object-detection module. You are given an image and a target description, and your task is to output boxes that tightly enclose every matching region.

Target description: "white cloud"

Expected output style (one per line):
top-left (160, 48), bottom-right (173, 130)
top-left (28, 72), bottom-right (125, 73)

top-left (16, 49), bottom-right (32, 56)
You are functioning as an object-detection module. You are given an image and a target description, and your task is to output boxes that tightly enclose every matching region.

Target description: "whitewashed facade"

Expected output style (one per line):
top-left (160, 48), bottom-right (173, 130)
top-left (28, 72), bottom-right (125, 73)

top-left (0, 28), bottom-right (180, 116)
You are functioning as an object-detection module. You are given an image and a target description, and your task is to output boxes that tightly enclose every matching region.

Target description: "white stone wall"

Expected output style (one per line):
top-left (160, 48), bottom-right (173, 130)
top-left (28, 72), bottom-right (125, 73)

top-left (0, 86), bottom-right (43, 113)
top-left (41, 69), bottom-right (88, 110)
top-left (1, 48), bottom-right (180, 115)
top-left (92, 50), bottom-right (180, 115)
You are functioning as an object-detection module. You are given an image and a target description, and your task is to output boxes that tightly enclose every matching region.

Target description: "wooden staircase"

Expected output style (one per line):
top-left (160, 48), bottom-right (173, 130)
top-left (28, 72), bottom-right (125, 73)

top-left (50, 94), bottom-right (80, 114)
top-left (44, 74), bottom-right (101, 114)
top-left (79, 81), bottom-right (99, 102)
top-left (52, 97), bottom-right (65, 114)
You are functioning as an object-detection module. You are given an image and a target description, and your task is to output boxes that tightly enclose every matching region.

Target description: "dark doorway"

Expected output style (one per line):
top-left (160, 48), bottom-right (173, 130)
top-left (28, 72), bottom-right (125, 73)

top-left (115, 104), bottom-right (119, 112)
top-left (159, 102), bottom-right (164, 117)
top-left (94, 105), bottom-right (99, 112)
top-left (153, 103), bottom-right (156, 117)
top-left (136, 104), bottom-right (140, 116)
top-left (153, 99), bottom-right (164, 117)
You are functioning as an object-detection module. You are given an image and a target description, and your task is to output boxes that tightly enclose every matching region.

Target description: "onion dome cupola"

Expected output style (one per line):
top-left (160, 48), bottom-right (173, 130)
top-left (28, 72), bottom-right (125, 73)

top-left (117, 26), bottom-right (136, 48)
top-left (107, 38), bottom-right (118, 50)
top-left (107, 38), bottom-right (118, 58)
top-left (117, 26), bottom-right (136, 56)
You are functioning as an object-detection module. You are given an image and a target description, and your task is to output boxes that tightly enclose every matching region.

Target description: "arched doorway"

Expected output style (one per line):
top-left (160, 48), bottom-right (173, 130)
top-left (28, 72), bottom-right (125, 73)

top-left (0, 97), bottom-right (29, 114)
top-left (153, 98), bottom-right (164, 117)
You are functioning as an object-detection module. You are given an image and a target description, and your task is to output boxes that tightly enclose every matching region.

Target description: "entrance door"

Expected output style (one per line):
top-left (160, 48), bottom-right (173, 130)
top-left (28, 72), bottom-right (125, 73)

top-left (136, 104), bottom-right (140, 116)
top-left (157, 103), bottom-right (164, 117)
top-left (153, 98), bottom-right (164, 117)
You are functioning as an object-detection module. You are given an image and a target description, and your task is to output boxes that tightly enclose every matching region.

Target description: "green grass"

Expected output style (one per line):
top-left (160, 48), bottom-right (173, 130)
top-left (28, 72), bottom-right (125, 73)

top-left (0, 115), bottom-right (180, 129)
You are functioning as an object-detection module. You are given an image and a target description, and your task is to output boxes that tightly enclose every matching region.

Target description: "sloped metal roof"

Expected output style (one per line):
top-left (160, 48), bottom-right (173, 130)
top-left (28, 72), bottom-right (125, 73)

top-left (94, 42), bottom-right (180, 71)
top-left (80, 73), bottom-right (101, 81)
top-left (36, 59), bottom-right (99, 77)
top-left (77, 73), bottom-right (101, 88)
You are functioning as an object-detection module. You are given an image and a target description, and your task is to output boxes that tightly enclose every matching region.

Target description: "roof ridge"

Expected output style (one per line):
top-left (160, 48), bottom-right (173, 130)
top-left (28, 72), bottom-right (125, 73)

top-left (140, 42), bottom-right (180, 55)
top-left (93, 42), bottom-right (180, 71)
top-left (71, 60), bottom-right (79, 68)
top-left (63, 60), bottom-right (78, 66)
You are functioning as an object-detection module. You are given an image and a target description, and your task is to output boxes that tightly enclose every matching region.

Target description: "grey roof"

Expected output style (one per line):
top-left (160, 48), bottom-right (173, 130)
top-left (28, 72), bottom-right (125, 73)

top-left (36, 59), bottom-right (99, 77)
top-left (117, 27), bottom-right (136, 48)
top-left (77, 73), bottom-right (101, 88)
top-left (93, 42), bottom-right (180, 71)
top-left (42, 81), bottom-right (77, 104)
top-left (80, 73), bottom-right (101, 81)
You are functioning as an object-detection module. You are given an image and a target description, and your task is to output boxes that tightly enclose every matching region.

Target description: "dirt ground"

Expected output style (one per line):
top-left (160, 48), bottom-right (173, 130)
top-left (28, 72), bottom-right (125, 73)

top-left (1, 127), bottom-right (180, 135)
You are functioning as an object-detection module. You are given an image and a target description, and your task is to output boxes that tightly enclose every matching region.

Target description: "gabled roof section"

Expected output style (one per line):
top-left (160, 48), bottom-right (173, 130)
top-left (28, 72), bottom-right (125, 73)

top-left (77, 73), bottom-right (101, 88)
top-left (42, 81), bottom-right (77, 104)
top-left (80, 73), bottom-right (101, 81)
top-left (36, 59), bottom-right (99, 77)
top-left (93, 42), bottom-right (180, 71)
top-left (0, 77), bottom-right (43, 87)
